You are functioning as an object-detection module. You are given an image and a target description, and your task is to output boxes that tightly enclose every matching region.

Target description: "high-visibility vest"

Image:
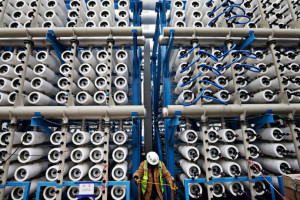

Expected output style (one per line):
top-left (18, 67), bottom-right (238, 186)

top-left (141, 160), bottom-right (164, 195)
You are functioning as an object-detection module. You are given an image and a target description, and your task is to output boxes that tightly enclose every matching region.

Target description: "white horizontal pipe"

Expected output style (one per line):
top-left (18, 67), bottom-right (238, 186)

top-left (78, 77), bottom-right (97, 94)
top-left (0, 131), bottom-right (22, 145)
top-left (178, 173), bottom-right (202, 198)
top-left (112, 146), bottom-right (129, 163)
top-left (112, 131), bottom-right (128, 145)
top-left (256, 157), bottom-right (291, 174)
top-left (91, 131), bottom-right (105, 145)
top-left (94, 77), bottom-right (107, 91)
top-left (31, 77), bottom-right (59, 96)
top-left (236, 143), bottom-right (260, 159)
top-left (198, 129), bottom-right (219, 143)
top-left (1, 51), bottom-right (19, 65)
top-left (36, 51), bottom-right (59, 72)
top-left (176, 129), bottom-right (198, 144)
top-left (257, 128), bottom-right (283, 141)
top-left (89, 164), bottom-right (105, 181)
top-left (76, 91), bottom-right (95, 105)
top-left (178, 145), bottom-right (199, 161)
top-left (18, 146), bottom-right (51, 163)
top-left (55, 91), bottom-right (68, 105)
top-left (59, 63), bottom-right (80, 81)
top-left (236, 160), bottom-right (262, 177)
top-left (72, 130), bottom-right (91, 145)
top-left (218, 160), bottom-right (242, 177)
top-left (0, 147), bottom-right (21, 162)
top-left (43, 186), bottom-right (67, 200)
top-left (217, 129), bottom-right (237, 143)
top-left (235, 128), bottom-right (257, 142)
top-left (178, 159), bottom-right (201, 179)
top-left (204, 183), bottom-right (225, 198)
top-left (33, 64), bottom-right (58, 84)
top-left (256, 143), bottom-right (287, 158)
top-left (69, 162), bottom-right (93, 181)
top-left (14, 64), bottom-right (35, 80)
top-left (223, 182), bottom-right (244, 196)
top-left (14, 161), bottom-right (48, 181)
top-left (197, 145), bottom-right (221, 160)
top-left (70, 147), bottom-right (92, 163)
top-left (96, 63), bottom-right (109, 76)
top-left (0, 64), bottom-right (15, 78)
top-left (112, 161), bottom-right (128, 181)
top-left (0, 92), bottom-right (10, 106)
top-left (21, 131), bottom-right (49, 145)
top-left (50, 131), bottom-right (72, 145)
top-left (79, 63), bottom-right (96, 80)
top-left (0, 78), bottom-right (13, 92)
top-left (197, 160), bottom-right (223, 178)
top-left (57, 77), bottom-right (80, 93)
top-left (111, 186), bottom-right (126, 200)
top-left (90, 147), bottom-right (104, 163)
top-left (243, 181), bottom-right (266, 196)
top-left (80, 51), bottom-right (97, 67)
top-left (12, 177), bottom-right (47, 200)
top-left (11, 77), bottom-right (33, 94)
top-left (217, 145), bottom-right (239, 160)
top-left (28, 92), bottom-right (57, 106)
top-left (48, 147), bottom-right (72, 163)
top-left (46, 161), bottom-right (73, 181)
top-left (114, 91), bottom-right (128, 105)
top-left (67, 186), bottom-right (79, 200)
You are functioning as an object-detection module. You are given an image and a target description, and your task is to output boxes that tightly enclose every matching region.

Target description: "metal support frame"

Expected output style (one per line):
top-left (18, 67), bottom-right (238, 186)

top-left (0, 182), bottom-right (31, 200)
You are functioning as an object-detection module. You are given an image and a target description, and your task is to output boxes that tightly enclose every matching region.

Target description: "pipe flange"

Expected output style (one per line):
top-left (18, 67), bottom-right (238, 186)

top-left (24, 39), bottom-right (34, 46)
top-left (190, 39), bottom-right (199, 45)
top-left (224, 39), bottom-right (233, 45)
top-left (266, 40), bottom-right (277, 46)
top-left (107, 38), bottom-right (115, 45)
top-left (70, 39), bottom-right (79, 46)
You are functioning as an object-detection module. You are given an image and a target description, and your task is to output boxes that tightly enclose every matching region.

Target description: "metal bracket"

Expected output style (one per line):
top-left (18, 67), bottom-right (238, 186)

top-left (46, 30), bottom-right (65, 64)
top-left (168, 111), bottom-right (180, 143)
top-left (237, 31), bottom-right (255, 50)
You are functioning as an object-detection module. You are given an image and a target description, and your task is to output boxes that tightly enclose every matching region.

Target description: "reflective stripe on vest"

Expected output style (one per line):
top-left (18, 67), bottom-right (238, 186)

top-left (141, 161), bottom-right (164, 195)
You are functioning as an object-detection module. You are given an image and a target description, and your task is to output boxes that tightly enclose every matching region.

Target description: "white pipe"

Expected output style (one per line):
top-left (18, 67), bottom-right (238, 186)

top-left (0, 64), bottom-right (15, 78)
top-left (12, 11), bottom-right (31, 24)
top-left (66, 21), bottom-right (77, 27)
top-left (14, 161), bottom-right (48, 181)
top-left (21, 131), bottom-right (49, 145)
top-left (118, 10), bottom-right (130, 24)
top-left (197, 160), bottom-right (223, 178)
top-left (31, 77), bottom-right (59, 96)
top-left (90, 147), bottom-right (104, 163)
top-left (1, 51), bottom-right (19, 65)
top-left (178, 159), bottom-right (201, 178)
top-left (96, 50), bottom-right (109, 65)
top-left (256, 143), bottom-right (287, 158)
top-left (114, 91), bottom-right (128, 105)
top-left (100, 10), bottom-right (114, 26)
top-left (196, 145), bottom-right (221, 160)
top-left (43, 186), bottom-right (67, 200)
top-left (78, 77), bottom-right (97, 93)
top-left (96, 63), bottom-right (109, 76)
top-left (91, 131), bottom-right (105, 145)
top-left (244, 76), bottom-right (271, 91)
top-left (118, 0), bottom-right (129, 12)
top-left (102, 0), bottom-right (114, 13)
top-left (44, 10), bottom-right (64, 27)
top-left (55, 91), bottom-right (68, 105)
top-left (71, 147), bottom-right (91, 163)
top-left (61, 50), bottom-right (81, 67)
top-left (11, 77), bottom-right (33, 94)
top-left (59, 63), bottom-right (80, 81)
top-left (218, 160), bottom-right (242, 177)
top-left (236, 160), bottom-right (262, 177)
top-left (213, 90), bottom-right (231, 103)
top-left (249, 90), bottom-right (276, 103)
top-left (76, 91), bottom-right (95, 105)
top-left (187, 10), bottom-right (202, 27)
top-left (14, 64), bottom-right (35, 80)
top-left (284, 158), bottom-right (299, 170)
top-left (115, 63), bottom-right (128, 79)
top-left (235, 128), bottom-right (257, 142)
top-left (0, 78), bottom-right (13, 92)
top-left (170, 10), bottom-right (185, 27)
top-left (14, 1), bottom-right (31, 13)
top-left (236, 143), bottom-right (260, 159)
top-left (204, 183), bottom-right (225, 198)
top-left (170, 0), bottom-right (183, 17)
top-left (117, 20), bottom-right (128, 27)
top-left (28, 92), bottom-right (57, 106)
top-left (0, 92), bottom-right (9, 106)
top-left (86, 10), bottom-right (100, 24)
top-left (243, 181), bottom-right (266, 196)
top-left (9, 21), bottom-right (23, 28)
top-left (87, 0), bottom-right (101, 12)
top-left (282, 142), bottom-right (296, 156)
top-left (50, 131), bottom-right (72, 145)
top-left (67, 186), bottom-right (79, 200)
top-left (176, 129), bottom-right (198, 144)
top-left (79, 63), bottom-right (96, 80)
top-left (0, 147), bottom-right (21, 162)
top-left (174, 63), bottom-right (190, 83)
top-left (112, 161), bottom-right (128, 181)
top-left (69, 162), bottom-right (93, 181)
top-left (112, 146), bottom-right (129, 163)
top-left (257, 127), bottom-right (283, 141)
top-left (33, 64), bottom-right (58, 84)
top-left (217, 145), bottom-right (239, 160)
top-left (111, 186), bottom-right (126, 200)
top-left (178, 173), bottom-right (202, 198)
top-left (114, 76), bottom-right (128, 92)
top-left (256, 158), bottom-right (291, 174)
top-left (11, 177), bottom-right (47, 200)
top-left (45, 161), bottom-right (73, 181)
top-left (36, 51), bottom-right (59, 71)
top-left (223, 182), bottom-right (244, 196)
top-left (57, 77), bottom-right (80, 93)
top-left (178, 145), bottom-right (199, 161)
top-left (0, 163), bottom-right (21, 179)
top-left (18, 146), bottom-right (51, 163)
top-left (85, 21), bottom-right (96, 28)
top-left (174, 76), bottom-right (192, 95)
top-left (217, 129), bottom-right (236, 143)
top-left (116, 50), bottom-right (130, 66)
top-left (89, 164), bottom-right (105, 181)
top-left (0, 131), bottom-right (22, 145)
top-left (198, 129), bottom-right (219, 143)
top-left (48, 147), bottom-right (72, 163)
top-left (175, 90), bottom-right (194, 105)
top-left (94, 77), bottom-right (107, 91)
top-left (80, 51), bottom-right (97, 67)
top-left (72, 130), bottom-right (91, 145)
top-left (112, 131), bottom-right (128, 145)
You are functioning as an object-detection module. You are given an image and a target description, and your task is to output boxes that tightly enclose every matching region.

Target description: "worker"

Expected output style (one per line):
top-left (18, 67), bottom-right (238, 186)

top-left (133, 151), bottom-right (176, 200)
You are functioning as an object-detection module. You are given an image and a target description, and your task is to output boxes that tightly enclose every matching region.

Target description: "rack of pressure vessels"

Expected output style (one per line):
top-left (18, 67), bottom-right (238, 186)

top-left (150, 0), bottom-right (300, 200)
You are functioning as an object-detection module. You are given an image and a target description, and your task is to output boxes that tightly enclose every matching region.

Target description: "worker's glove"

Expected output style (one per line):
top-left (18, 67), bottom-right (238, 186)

top-left (134, 176), bottom-right (140, 185)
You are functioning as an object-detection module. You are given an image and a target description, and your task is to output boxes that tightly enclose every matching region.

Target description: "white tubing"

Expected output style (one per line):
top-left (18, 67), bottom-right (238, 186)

top-left (197, 160), bottom-right (223, 178)
top-left (112, 131), bottom-right (128, 145)
top-left (11, 78), bottom-right (33, 93)
top-left (257, 128), bottom-right (283, 141)
top-left (71, 147), bottom-right (92, 163)
top-left (36, 51), bottom-right (59, 71)
top-left (48, 147), bottom-right (72, 163)
top-left (12, 11), bottom-right (31, 24)
top-left (196, 145), bottom-right (221, 161)
top-left (31, 77), bottom-right (59, 96)
top-left (236, 143), bottom-right (259, 159)
top-left (118, 10), bottom-right (130, 24)
top-left (112, 146), bottom-right (128, 163)
top-left (78, 77), bottom-right (97, 94)
top-left (0, 131), bottom-right (22, 145)
top-left (67, 186), bottom-right (79, 200)
top-left (56, 91), bottom-right (68, 105)
top-left (0, 78), bottom-right (13, 92)
top-left (50, 131), bottom-right (72, 145)
top-left (178, 145), bottom-right (199, 161)
top-left (59, 63), bottom-right (80, 81)
top-left (114, 76), bottom-right (128, 92)
top-left (114, 91), bottom-right (128, 105)
top-left (217, 145), bottom-right (239, 160)
top-left (257, 157), bottom-right (291, 175)
top-left (223, 182), bottom-right (244, 196)
top-left (111, 186), bottom-right (126, 200)
top-left (21, 131), bottom-right (49, 145)
top-left (76, 91), bottom-right (95, 105)
top-left (100, 10), bottom-right (114, 26)
top-left (284, 158), bottom-right (299, 170)
top-left (244, 76), bottom-right (271, 91)
top-left (18, 146), bottom-right (51, 163)
top-left (217, 129), bottom-right (236, 143)
top-left (176, 129), bottom-right (198, 144)
top-left (69, 162), bottom-right (93, 181)
top-left (282, 142), bottom-right (296, 156)
top-left (90, 147), bottom-right (104, 163)
top-left (198, 129), bottom-right (219, 143)
top-left (256, 143), bottom-right (287, 158)
top-left (61, 50), bottom-right (81, 67)
top-left (14, 161), bottom-right (49, 181)
top-left (91, 131), bottom-right (105, 145)
top-left (174, 76), bottom-right (192, 95)
top-left (236, 160), bottom-right (262, 176)
top-left (43, 186), bottom-right (67, 200)
top-left (204, 183), bottom-right (225, 198)
top-left (178, 159), bottom-right (201, 178)
top-left (218, 160), bottom-right (242, 177)
top-left (96, 51), bottom-right (109, 65)
top-left (112, 161), bottom-right (128, 181)
top-left (57, 77), bottom-right (80, 92)
top-left (94, 77), bottom-right (107, 91)
top-left (79, 64), bottom-right (96, 80)
top-left (0, 64), bottom-right (15, 78)
top-left (33, 64), bottom-right (58, 84)
top-left (46, 161), bottom-right (73, 181)
top-left (89, 164), bottom-right (105, 181)
top-left (178, 173), bottom-right (202, 198)
top-left (14, 64), bottom-right (35, 80)
top-left (72, 130), bottom-right (91, 145)
top-left (235, 128), bottom-right (257, 142)
top-left (80, 51), bottom-right (97, 67)
top-left (28, 92), bottom-right (57, 106)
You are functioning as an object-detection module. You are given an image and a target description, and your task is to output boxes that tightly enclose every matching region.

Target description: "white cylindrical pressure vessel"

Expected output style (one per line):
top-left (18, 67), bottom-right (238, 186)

top-left (94, 91), bottom-right (106, 105)
top-left (12, 177), bottom-right (47, 200)
top-left (116, 50), bottom-right (130, 66)
top-left (56, 91), bottom-right (68, 105)
top-left (76, 91), bottom-right (95, 105)
top-left (114, 91), bottom-right (128, 105)
top-left (78, 77), bottom-right (97, 94)
top-left (256, 158), bottom-right (291, 175)
top-left (59, 63), bottom-right (80, 81)
top-left (112, 146), bottom-right (129, 163)
top-left (256, 143), bottom-right (287, 158)
top-left (57, 77), bottom-right (80, 93)
top-left (217, 145), bottom-right (239, 160)
top-left (175, 90), bottom-right (194, 105)
top-left (67, 186), bottom-right (79, 200)
top-left (282, 142), bottom-right (296, 156)
top-left (21, 131), bottom-right (49, 145)
top-left (31, 77), bottom-right (59, 96)
top-left (285, 158), bottom-right (299, 170)
top-left (61, 50), bottom-right (81, 67)
top-left (112, 161), bottom-right (128, 181)
top-left (18, 147), bottom-right (51, 163)
top-left (43, 186), bottom-right (67, 200)
top-left (50, 131), bottom-right (72, 145)
top-left (14, 161), bottom-right (49, 181)
top-left (197, 160), bottom-right (223, 178)
top-left (9, 21), bottom-right (23, 29)
top-left (198, 129), bottom-right (219, 143)
top-left (174, 76), bottom-right (192, 95)
top-left (46, 161), bottom-right (73, 181)
top-left (204, 183), bottom-right (226, 198)
top-left (96, 63), bottom-right (108, 77)
top-left (0, 131), bottom-right (23, 145)
top-left (33, 64), bottom-right (58, 84)
top-left (100, 10), bottom-right (114, 26)
top-left (79, 64), bottom-right (96, 80)
top-left (69, 162), bottom-right (93, 181)
top-left (89, 147), bottom-right (104, 163)
top-left (236, 143), bottom-right (260, 159)
top-left (237, 159), bottom-right (262, 177)
top-left (71, 147), bottom-right (92, 163)
top-left (178, 159), bottom-right (201, 179)
top-left (178, 173), bottom-right (202, 198)
top-left (112, 131), bottom-right (128, 145)
top-left (243, 181), bottom-right (266, 196)
top-left (0, 78), bottom-right (13, 92)
top-left (223, 182), bottom-right (244, 196)
top-left (115, 63), bottom-right (128, 79)
top-left (48, 147), bottom-right (72, 163)
top-left (91, 131), bottom-right (105, 145)
top-left (111, 186), bottom-right (126, 200)
top-left (36, 51), bottom-right (59, 71)
top-left (1, 51), bottom-right (19, 65)
top-left (114, 76), bottom-right (128, 92)
top-left (244, 76), bottom-right (271, 91)
top-left (249, 90), bottom-right (275, 103)
top-left (0, 64), bottom-right (15, 78)
top-left (219, 160), bottom-right (242, 177)
top-left (96, 51), bottom-right (109, 65)
top-left (11, 78), bottom-right (33, 94)
top-left (0, 92), bottom-right (10, 106)
top-left (0, 147), bottom-right (20, 162)
top-left (89, 164), bottom-right (105, 181)
top-left (197, 145), bottom-right (221, 161)
top-left (235, 128), bottom-right (257, 142)
top-left (0, 163), bottom-right (21, 179)
top-left (28, 92), bottom-right (57, 106)
top-left (257, 128), bottom-right (283, 141)
top-left (178, 145), bottom-right (199, 161)
top-left (217, 129), bottom-right (236, 143)
top-left (80, 51), bottom-right (97, 67)
top-left (14, 64), bottom-right (35, 80)
top-left (72, 131), bottom-right (91, 145)
top-left (176, 130), bottom-right (198, 144)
